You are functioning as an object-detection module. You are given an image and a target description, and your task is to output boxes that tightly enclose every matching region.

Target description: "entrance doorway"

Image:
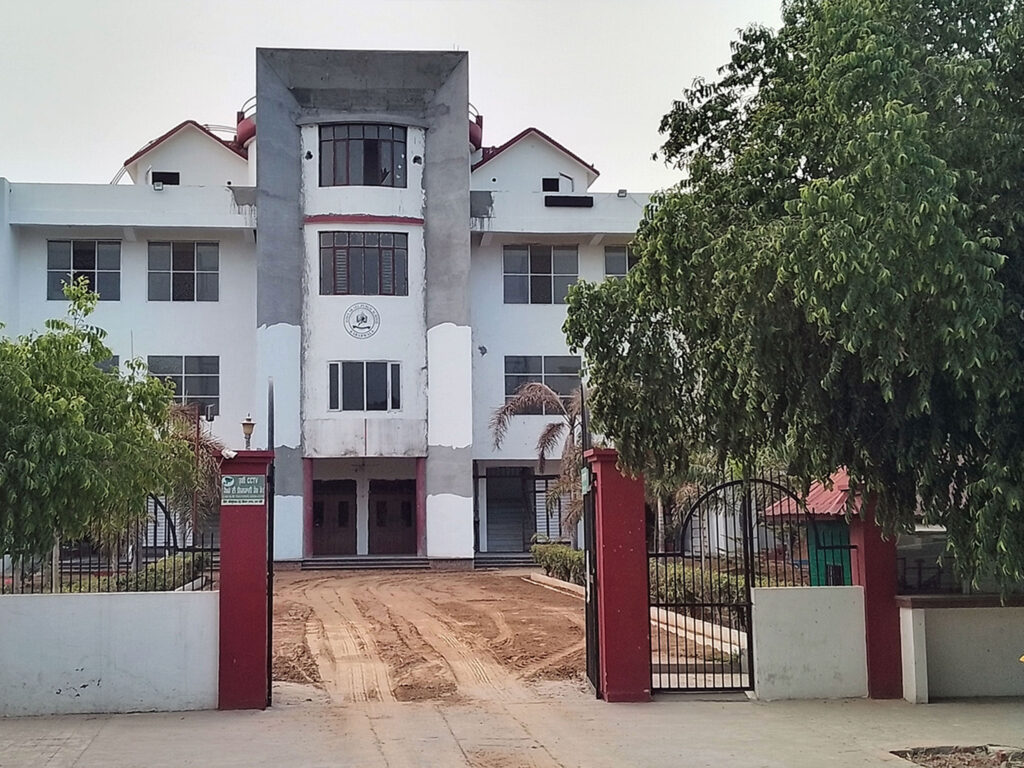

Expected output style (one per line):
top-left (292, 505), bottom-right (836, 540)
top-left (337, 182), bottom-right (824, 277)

top-left (368, 479), bottom-right (416, 555)
top-left (312, 479), bottom-right (356, 555)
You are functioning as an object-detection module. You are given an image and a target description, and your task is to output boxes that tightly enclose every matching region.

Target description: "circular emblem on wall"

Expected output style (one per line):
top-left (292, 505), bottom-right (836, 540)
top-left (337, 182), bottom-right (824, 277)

top-left (344, 302), bottom-right (380, 339)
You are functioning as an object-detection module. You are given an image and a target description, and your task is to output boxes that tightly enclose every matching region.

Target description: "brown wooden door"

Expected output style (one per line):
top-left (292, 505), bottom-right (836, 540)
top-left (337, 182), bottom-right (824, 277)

top-left (368, 479), bottom-right (417, 555)
top-left (313, 480), bottom-right (357, 555)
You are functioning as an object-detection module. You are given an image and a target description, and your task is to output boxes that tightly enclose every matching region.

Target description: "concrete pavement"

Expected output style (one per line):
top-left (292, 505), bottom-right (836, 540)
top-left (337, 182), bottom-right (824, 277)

top-left (1, 683), bottom-right (1022, 767)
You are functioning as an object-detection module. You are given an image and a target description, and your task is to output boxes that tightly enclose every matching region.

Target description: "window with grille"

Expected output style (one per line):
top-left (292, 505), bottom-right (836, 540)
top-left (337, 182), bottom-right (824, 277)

top-left (148, 242), bottom-right (219, 301)
top-left (47, 240), bottom-right (121, 300)
top-left (319, 124), bottom-right (407, 188)
top-left (147, 355), bottom-right (220, 417)
top-left (319, 231), bottom-right (408, 296)
top-left (504, 355), bottom-right (580, 414)
top-left (503, 244), bottom-right (578, 304)
top-left (604, 245), bottom-right (639, 279)
top-left (328, 361), bottom-right (402, 412)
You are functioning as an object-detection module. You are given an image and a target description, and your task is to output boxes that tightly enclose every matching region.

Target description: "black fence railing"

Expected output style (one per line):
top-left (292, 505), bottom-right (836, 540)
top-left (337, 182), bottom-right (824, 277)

top-left (1, 497), bottom-right (219, 596)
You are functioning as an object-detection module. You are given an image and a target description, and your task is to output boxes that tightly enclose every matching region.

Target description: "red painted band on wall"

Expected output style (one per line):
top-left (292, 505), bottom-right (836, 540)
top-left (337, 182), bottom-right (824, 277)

top-left (304, 214), bottom-right (425, 226)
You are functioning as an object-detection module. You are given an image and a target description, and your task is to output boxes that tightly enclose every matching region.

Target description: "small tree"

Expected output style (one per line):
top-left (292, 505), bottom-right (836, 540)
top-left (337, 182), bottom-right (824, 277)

top-left (490, 383), bottom-right (584, 543)
top-left (0, 280), bottom-right (196, 558)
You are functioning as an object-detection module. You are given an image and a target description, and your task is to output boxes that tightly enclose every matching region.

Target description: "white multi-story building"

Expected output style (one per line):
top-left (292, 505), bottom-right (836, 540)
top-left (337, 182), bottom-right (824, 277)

top-left (0, 49), bottom-right (647, 566)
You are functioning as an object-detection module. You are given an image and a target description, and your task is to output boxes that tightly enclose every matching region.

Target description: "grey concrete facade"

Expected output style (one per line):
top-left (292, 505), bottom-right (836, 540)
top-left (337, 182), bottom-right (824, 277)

top-left (255, 49), bottom-right (474, 558)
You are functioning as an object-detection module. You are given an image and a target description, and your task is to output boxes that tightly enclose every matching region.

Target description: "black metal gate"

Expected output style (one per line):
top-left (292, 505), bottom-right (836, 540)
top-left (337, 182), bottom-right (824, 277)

top-left (580, 384), bottom-right (601, 697)
top-left (649, 468), bottom-right (835, 693)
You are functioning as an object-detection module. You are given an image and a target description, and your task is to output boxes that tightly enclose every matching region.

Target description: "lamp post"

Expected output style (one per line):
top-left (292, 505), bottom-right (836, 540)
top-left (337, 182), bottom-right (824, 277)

top-left (241, 414), bottom-right (255, 450)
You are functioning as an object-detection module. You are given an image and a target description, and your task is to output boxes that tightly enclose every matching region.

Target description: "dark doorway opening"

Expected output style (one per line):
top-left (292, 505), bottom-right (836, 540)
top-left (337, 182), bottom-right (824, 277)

top-left (313, 479), bottom-right (356, 555)
top-left (369, 479), bottom-right (417, 555)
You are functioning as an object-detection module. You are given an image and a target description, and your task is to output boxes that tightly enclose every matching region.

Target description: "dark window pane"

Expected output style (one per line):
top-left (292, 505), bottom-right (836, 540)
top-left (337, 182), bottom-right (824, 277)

top-left (365, 362), bottom-right (388, 410)
top-left (320, 125), bottom-right (335, 141)
top-left (72, 241), bottom-right (96, 270)
top-left (364, 125), bottom-right (378, 139)
top-left (74, 271), bottom-right (97, 291)
top-left (196, 273), bottom-right (218, 301)
top-left (530, 275), bottom-right (552, 304)
top-left (47, 270), bottom-right (70, 300)
top-left (97, 242), bottom-right (120, 270)
top-left (329, 364), bottom-right (340, 410)
top-left (341, 362), bottom-right (364, 410)
top-left (348, 249), bottom-right (364, 294)
top-left (395, 233), bottom-right (408, 248)
top-left (348, 139), bottom-right (364, 185)
top-left (364, 140), bottom-right (383, 185)
top-left (553, 247), bottom-right (578, 274)
top-left (390, 363), bottom-right (401, 410)
top-left (334, 232), bottom-right (349, 247)
top-left (149, 242), bottom-right (171, 270)
top-left (395, 250), bottom-right (408, 295)
top-left (183, 375), bottom-right (219, 396)
top-left (320, 140), bottom-right (334, 185)
top-left (350, 125), bottom-right (363, 139)
top-left (364, 251), bottom-right (380, 295)
top-left (172, 272), bottom-right (195, 301)
top-left (192, 397), bottom-right (219, 417)
top-left (394, 126), bottom-right (406, 141)
top-left (364, 232), bottom-right (379, 247)
top-left (505, 356), bottom-right (542, 374)
top-left (545, 356), bottom-right (581, 374)
top-left (605, 248), bottom-right (627, 276)
top-left (96, 355), bottom-right (119, 373)
top-left (503, 247), bottom-right (529, 274)
top-left (542, 177), bottom-right (559, 192)
top-left (381, 233), bottom-right (394, 247)
top-left (546, 375), bottom-right (579, 397)
top-left (148, 356), bottom-right (183, 375)
top-left (185, 356), bottom-right (218, 374)
top-left (529, 246), bottom-right (552, 274)
top-left (320, 232), bottom-right (333, 249)
top-left (350, 232), bottom-right (363, 246)
top-left (320, 252), bottom-right (334, 295)
top-left (172, 242), bottom-right (195, 271)
top-left (149, 272), bottom-right (171, 301)
top-left (553, 275), bottom-right (576, 304)
top-left (505, 375), bottom-right (533, 396)
top-left (96, 271), bottom-right (120, 301)
top-left (196, 243), bottom-right (219, 271)
top-left (47, 241), bottom-right (71, 270)
top-left (504, 275), bottom-right (528, 304)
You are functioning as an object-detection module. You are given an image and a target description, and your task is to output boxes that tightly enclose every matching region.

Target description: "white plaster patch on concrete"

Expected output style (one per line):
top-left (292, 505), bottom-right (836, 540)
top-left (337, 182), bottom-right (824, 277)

top-left (900, 607), bottom-right (929, 703)
top-left (751, 586), bottom-right (867, 701)
top-left (0, 592), bottom-right (218, 716)
top-left (425, 492), bottom-right (474, 559)
top-left (273, 494), bottom-right (304, 561)
top-left (426, 323), bottom-right (473, 449)
top-left (257, 322), bottom-right (301, 449)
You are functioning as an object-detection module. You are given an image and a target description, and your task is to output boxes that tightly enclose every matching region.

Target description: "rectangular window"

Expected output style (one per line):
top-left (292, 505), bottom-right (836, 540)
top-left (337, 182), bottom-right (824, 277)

top-left (148, 242), bottom-right (219, 301)
top-left (96, 355), bottom-right (119, 373)
top-left (319, 231), bottom-right (408, 296)
top-left (604, 245), bottom-right (639, 279)
top-left (503, 244), bottom-right (578, 304)
top-left (319, 124), bottom-right (407, 188)
top-left (504, 355), bottom-right (581, 414)
top-left (151, 171), bottom-right (180, 186)
top-left (328, 361), bottom-right (402, 412)
top-left (47, 240), bottom-right (120, 300)
top-left (147, 355), bottom-right (220, 417)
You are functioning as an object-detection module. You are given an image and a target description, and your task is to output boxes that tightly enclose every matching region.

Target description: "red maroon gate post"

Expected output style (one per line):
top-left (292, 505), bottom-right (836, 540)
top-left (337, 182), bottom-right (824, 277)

top-left (586, 448), bottom-right (651, 702)
top-left (219, 450), bottom-right (273, 710)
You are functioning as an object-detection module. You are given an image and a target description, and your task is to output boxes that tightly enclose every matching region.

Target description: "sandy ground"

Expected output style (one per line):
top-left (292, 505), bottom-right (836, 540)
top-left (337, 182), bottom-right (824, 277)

top-left (272, 569), bottom-right (586, 705)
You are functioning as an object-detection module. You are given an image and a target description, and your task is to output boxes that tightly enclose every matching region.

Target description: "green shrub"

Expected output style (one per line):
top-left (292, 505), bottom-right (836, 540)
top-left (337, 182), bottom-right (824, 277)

top-left (62, 552), bottom-right (208, 593)
top-left (531, 543), bottom-right (585, 586)
top-left (649, 560), bottom-right (748, 630)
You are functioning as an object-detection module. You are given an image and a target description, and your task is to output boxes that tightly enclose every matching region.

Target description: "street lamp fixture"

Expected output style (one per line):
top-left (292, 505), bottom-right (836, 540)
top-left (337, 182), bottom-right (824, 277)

top-left (241, 414), bottom-right (255, 450)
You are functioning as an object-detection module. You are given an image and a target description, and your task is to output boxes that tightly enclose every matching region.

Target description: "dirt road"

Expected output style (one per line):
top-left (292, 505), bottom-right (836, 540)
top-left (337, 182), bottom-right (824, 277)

top-left (272, 569), bottom-right (585, 705)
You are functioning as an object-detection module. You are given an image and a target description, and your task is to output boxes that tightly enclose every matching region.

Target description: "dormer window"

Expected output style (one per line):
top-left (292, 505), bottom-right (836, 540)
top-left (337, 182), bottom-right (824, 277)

top-left (319, 124), bottom-right (407, 188)
top-left (151, 171), bottom-right (180, 186)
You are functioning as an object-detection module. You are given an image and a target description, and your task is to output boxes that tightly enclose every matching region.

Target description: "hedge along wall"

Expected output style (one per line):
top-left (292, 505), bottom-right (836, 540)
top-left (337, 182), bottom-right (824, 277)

top-left (0, 591), bottom-right (218, 716)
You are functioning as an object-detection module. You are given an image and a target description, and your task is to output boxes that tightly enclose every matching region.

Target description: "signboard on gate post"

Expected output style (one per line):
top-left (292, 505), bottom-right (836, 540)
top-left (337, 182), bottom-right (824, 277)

top-left (221, 474), bottom-right (266, 506)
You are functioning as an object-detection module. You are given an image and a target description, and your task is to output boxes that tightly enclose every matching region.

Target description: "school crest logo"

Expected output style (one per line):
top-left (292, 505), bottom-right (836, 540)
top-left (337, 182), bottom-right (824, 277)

top-left (344, 302), bottom-right (380, 339)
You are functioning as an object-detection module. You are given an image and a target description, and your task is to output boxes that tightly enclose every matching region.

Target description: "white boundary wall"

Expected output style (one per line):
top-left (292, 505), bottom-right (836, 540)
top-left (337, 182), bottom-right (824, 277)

top-left (900, 606), bottom-right (1024, 703)
top-left (0, 592), bottom-right (218, 716)
top-left (751, 586), bottom-right (868, 700)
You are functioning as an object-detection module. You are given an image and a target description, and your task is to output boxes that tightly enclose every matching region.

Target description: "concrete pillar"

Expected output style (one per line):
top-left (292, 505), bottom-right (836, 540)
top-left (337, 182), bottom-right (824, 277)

top-left (849, 499), bottom-right (902, 699)
top-left (356, 476), bottom-right (369, 556)
top-left (416, 457), bottom-right (427, 556)
top-left (302, 458), bottom-right (313, 559)
top-left (586, 448), bottom-right (651, 703)
top-left (218, 449), bottom-right (273, 710)
top-left (900, 607), bottom-right (928, 703)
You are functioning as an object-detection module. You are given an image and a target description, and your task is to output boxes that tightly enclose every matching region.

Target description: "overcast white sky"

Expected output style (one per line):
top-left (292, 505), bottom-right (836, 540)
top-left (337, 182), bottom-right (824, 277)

top-left (0, 0), bottom-right (781, 193)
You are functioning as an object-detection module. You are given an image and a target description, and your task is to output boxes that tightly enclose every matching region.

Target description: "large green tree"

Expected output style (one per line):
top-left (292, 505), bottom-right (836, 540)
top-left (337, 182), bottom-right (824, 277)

top-left (565, 0), bottom-right (1024, 587)
top-left (0, 281), bottom-right (196, 557)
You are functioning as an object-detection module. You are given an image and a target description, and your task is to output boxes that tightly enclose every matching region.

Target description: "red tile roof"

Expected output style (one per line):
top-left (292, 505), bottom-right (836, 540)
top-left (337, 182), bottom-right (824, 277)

top-left (472, 127), bottom-right (599, 178)
top-left (765, 468), bottom-right (857, 519)
top-left (122, 119), bottom-right (247, 168)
